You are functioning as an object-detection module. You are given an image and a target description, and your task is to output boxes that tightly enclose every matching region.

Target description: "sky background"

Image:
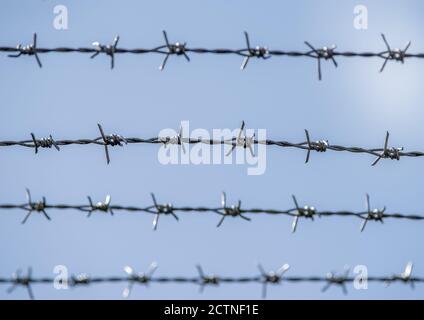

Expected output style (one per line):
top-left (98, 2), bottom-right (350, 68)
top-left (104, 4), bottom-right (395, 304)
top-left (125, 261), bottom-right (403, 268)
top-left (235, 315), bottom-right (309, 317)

top-left (1, 0), bottom-right (424, 299)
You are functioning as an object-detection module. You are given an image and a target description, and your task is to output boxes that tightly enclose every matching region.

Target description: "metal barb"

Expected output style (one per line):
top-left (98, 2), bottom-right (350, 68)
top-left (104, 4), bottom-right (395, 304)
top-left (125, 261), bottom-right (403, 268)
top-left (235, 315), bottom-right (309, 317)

top-left (30, 133), bottom-right (60, 154)
top-left (22, 188), bottom-right (51, 224)
top-left (196, 265), bottom-right (219, 293)
top-left (240, 31), bottom-right (270, 70)
top-left (8, 33), bottom-right (42, 68)
top-left (150, 193), bottom-right (178, 230)
top-left (371, 131), bottom-right (403, 166)
top-left (123, 262), bottom-right (158, 298)
top-left (160, 124), bottom-right (186, 154)
top-left (304, 129), bottom-right (328, 163)
top-left (258, 263), bottom-right (290, 298)
top-left (225, 121), bottom-right (255, 157)
top-left (380, 34), bottom-right (411, 72)
top-left (97, 123), bottom-right (127, 164)
top-left (7, 268), bottom-right (35, 299)
top-left (291, 195), bottom-right (318, 233)
top-left (91, 35), bottom-right (120, 69)
top-left (159, 30), bottom-right (190, 70)
top-left (70, 273), bottom-right (91, 286)
top-left (217, 192), bottom-right (251, 227)
top-left (360, 193), bottom-right (385, 232)
top-left (86, 195), bottom-right (114, 217)
top-left (321, 267), bottom-right (350, 295)
top-left (304, 41), bottom-right (337, 80)
top-left (386, 262), bottom-right (415, 289)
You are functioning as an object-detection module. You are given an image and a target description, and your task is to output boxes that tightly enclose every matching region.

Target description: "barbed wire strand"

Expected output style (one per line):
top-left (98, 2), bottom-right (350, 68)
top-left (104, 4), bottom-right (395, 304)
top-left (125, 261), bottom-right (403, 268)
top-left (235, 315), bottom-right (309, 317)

top-left (0, 122), bottom-right (418, 165)
top-left (1, 189), bottom-right (424, 232)
top-left (0, 32), bottom-right (421, 79)
top-left (0, 262), bottom-right (419, 299)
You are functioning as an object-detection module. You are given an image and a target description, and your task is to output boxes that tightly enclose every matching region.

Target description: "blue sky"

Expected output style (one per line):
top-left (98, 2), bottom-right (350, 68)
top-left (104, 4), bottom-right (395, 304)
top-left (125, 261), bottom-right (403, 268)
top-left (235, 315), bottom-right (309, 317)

top-left (1, 0), bottom-right (424, 299)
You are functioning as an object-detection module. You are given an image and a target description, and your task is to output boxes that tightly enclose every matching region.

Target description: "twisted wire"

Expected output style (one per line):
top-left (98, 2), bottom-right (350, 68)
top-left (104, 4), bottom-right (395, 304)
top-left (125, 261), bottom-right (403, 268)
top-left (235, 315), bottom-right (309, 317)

top-left (0, 123), bottom-right (419, 165)
top-left (1, 190), bottom-right (423, 232)
top-left (0, 32), bottom-right (421, 79)
top-left (0, 262), bottom-right (419, 299)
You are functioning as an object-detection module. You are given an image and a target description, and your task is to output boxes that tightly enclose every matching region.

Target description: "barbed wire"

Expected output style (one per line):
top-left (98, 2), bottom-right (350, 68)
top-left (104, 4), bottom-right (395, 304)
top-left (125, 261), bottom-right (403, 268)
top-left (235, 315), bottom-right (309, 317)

top-left (1, 189), bottom-right (423, 232)
top-left (2, 31), bottom-right (422, 302)
top-left (0, 122), bottom-right (420, 165)
top-left (0, 262), bottom-right (419, 299)
top-left (0, 32), bottom-right (421, 79)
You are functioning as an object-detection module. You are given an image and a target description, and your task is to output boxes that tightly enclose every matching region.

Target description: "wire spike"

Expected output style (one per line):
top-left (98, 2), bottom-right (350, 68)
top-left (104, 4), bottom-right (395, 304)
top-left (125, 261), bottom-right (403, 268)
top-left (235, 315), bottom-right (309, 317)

top-left (159, 31), bottom-right (189, 70)
top-left (8, 33), bottom-right (42, 68)
top-left (217, 192), bottom-right (249, 227)
top-left (361, 194), bottom-right (385, 232)
top-left (30, 132), bottom-right (60, 153)
top-left (22, 189), bottom-right (50, 224)
top-left (7, 267), bottom-right (35, 299)
top-left (291, 195), bottom-right (316, 233)
top-left (386, 262), bottom-right (415, 288)
top-left (160, 124), bottom-right (186, 153)
top-left (196, 264), bottom-right (219, 293)
top-left (150, 193), bottom-right (176, 230)
top-left (86, 195), bottom-right (114, 217)
top-left (258, 263), bottom-right (290, 298)
top-left (97, 123), bottom-right (127, 164)
top-left (123, 262), bottom-right (158, 298)
top-left (371, 131), bottom-right (403, 166)
top-left (304, 41), bottom-right (337, 80)
top-left (225, 121), bottom-right (255, 157)
top-left (91, 35), bottom-right (120, 69)
top-left (241, 32), bottom-right (270, 70)
top-left (303, 129), bottom-right (328, 163)
top-left (379, 34), bottom-right (411, 72)
top-left (322, 267), bottom-right (350, 295)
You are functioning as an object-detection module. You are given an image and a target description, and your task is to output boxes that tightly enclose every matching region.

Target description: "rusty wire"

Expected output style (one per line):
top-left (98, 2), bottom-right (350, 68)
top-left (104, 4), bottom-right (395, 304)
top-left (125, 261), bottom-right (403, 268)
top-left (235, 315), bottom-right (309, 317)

top-left (0, 32), bottom-right (421, 79)
top-left (1, 190), bottom-right (423, 232)
top-left (0, 262), bottom-right (419, 299)
top-left (0, 123), bottom-right (419, 165)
